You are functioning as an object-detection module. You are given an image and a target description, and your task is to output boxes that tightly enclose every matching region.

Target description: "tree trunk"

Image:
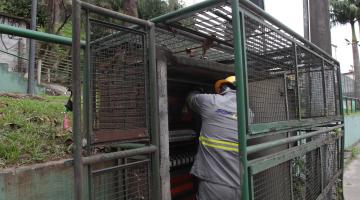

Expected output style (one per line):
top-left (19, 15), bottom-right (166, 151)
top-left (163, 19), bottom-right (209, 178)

top-left (122, 0), bottom-right (139, 20)
top-left (46, 0), bottom-right (62, 34)
top-left (352, 22), bottom-right (360, 98)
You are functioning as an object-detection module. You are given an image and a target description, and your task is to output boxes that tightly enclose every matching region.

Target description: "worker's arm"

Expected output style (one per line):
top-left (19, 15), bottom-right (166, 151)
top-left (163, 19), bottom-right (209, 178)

top-left (187, 91), bottom-right (215, 115)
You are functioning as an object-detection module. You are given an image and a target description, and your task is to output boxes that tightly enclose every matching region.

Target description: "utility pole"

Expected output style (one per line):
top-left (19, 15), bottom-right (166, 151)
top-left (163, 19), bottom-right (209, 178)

top-left (309, 0), bottom-right (332, 54)
top-left (303, 0), bottom-right (310, 40)
top-left (27, 0), bottom-right (37, 95)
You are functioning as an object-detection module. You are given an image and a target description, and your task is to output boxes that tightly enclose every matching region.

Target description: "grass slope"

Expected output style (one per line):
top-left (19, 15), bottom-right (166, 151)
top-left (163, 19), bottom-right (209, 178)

top-left (0, 95), bottom-right (72, 168)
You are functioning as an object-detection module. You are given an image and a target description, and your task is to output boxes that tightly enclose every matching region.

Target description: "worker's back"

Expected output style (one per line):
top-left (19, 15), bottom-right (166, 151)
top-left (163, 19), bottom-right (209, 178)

top-left (188, 89), bottom-right (241, 188)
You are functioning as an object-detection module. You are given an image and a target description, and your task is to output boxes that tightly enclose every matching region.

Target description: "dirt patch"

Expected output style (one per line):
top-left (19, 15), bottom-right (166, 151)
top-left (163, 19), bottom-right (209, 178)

top-left (0, 93), bottom-right (45, 100)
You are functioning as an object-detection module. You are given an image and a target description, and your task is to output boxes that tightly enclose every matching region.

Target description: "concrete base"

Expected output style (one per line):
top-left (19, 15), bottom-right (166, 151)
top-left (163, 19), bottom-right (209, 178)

top-left (0, 159), bottom-right (88, 200)
top-left (344, 143), bottom-right (360, 200)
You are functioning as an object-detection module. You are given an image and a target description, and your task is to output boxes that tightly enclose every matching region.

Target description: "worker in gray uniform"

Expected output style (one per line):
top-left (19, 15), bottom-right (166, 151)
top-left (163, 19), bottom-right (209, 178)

top-left (187, 76), bottom-right (254, 200)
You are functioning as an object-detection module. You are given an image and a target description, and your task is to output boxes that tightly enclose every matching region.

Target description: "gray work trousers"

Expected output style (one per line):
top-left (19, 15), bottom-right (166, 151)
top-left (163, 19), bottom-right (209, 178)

top-left (197, 180), bottom-right (241, 200)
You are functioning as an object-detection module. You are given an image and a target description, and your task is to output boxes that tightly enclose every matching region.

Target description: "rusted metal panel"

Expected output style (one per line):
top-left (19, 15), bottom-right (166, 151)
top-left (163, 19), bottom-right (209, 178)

top-left (93, 128), bottom-right (147, 143)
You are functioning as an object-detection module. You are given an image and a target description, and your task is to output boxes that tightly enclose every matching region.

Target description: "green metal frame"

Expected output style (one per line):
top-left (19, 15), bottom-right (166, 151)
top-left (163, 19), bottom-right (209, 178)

top-left (0, 0), bottom-right (345, 199)
top-left (0, 23), bottom-right (85, 47)
top-left (232, 1), bottom-right (250, 199)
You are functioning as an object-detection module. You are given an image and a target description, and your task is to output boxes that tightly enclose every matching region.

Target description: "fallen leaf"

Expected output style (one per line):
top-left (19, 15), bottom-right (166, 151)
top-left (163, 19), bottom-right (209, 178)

top-left (29, 116), bottom-right (44, 124)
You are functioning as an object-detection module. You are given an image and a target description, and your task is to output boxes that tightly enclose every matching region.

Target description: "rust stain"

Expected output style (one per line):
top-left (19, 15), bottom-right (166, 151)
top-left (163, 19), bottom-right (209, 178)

top-left (93, 128), bottom-right (147, 143)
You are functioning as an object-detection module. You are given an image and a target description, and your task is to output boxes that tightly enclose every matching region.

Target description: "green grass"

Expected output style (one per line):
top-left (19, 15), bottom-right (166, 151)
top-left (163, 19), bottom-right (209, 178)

top-left (350, 146), bottom-right (360, 158)
top-left (0, 95), bottom-right (72, 168)
top-left (345, 146), bottom-right (360, 166)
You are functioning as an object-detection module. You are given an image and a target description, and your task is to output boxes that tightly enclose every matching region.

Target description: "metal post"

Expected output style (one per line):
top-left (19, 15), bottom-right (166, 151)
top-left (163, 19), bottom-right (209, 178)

top-left (337, 66), bottom-right (345, 183)
top-left (283, 73), bottom-right (294, 200)
top-left (72, 0), bottom-right (83, 199)
top-left (47, 68), bottom-right (50, 83)
top-left (303, 0), bottom-right (310, 40)
top-left (284, 73), bottom-right (290, 120)
top-left (157, 49), bottom-right (171, 200)
top-left (321, 59), bottom-right (328, 116)
top-left (293, 43), bottom-right (301, 120)
top-left (333, 66), bottom-right (339, 115)
top-left (27, 0), bottom-right (37, 95)
top-left (320, 146), bottom-right (324, 192)
top-left (37, 59), bottom-right (42, 84)
top-left (232, 1), bottom-right (249, 199)
top-left (84, 9), bottom-right (93, 200)
top-left (148, 23), bottom-right (161, 200)
top-left (84, 10), bottom-right (91, 155)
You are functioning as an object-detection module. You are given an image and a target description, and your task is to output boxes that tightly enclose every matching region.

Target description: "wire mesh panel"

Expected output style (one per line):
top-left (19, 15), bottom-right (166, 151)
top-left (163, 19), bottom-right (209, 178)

top-left (35, 43), bottom-right (73, 87)
top-left (90, 20), bottom-right (148, 143)
top-left (305, 149), bottom-right (322, 200)
top-left (92, 159), bottom-right (150, 200)
top-left (341, 73), bottom-right (355, 98)
top-left (155, 3), bottom-right (235, 62)
top-left (251, 130), bottom-right (342, 200)
top-left (244, 15), bottom-right (297, 124)
top-left (292, 149), bottom-right (322, 200)
top-left (0, 33), bottom-right (73, 92)
top-left (322, 139), bottom-right (339, 186)
top-left (333, 66), bottom-right (341, 115)
top-left (253, 162), bottom-right (292, 200)
top-left (296, 46), bottom-right (325, 118)
top-left (151, 2), bottom-right (343, 199)
top-left (324, 64), bottom-right (337, 116)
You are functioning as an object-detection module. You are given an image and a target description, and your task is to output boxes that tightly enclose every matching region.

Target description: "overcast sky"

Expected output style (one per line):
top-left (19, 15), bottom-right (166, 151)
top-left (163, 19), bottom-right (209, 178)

top-left (182, 0), bottom-right (354, 73)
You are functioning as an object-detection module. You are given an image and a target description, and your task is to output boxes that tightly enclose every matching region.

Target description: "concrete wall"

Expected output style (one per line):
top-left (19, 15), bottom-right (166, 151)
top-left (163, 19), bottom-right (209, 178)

top-left (344, 113), bottom-right (360, 148)
top-left (0, 15), bottom-right (28, 72)
top-left (0, 159), bottom-right (88, 200)
top-left (0, 64), bottom-right (44, 94)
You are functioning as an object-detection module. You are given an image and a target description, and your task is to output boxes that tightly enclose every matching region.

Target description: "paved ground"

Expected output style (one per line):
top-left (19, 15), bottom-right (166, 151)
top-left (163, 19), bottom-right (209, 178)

top-left (344, 143), bottom-right (360, 200)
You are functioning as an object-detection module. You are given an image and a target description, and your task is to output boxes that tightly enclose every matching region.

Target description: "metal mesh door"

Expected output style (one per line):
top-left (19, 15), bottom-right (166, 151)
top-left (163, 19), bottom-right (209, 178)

top-left (90, 19), bottom-right (148, 144)
top-left (86, 18), bottom-right (151, 200)
top-left (92, 158), bottom-right (150, 200)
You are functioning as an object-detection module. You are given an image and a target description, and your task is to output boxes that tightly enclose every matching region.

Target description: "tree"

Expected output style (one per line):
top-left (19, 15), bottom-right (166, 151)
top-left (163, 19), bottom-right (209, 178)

top-left (330, 0), bottom-right (360, 98)
top-left (0, 0), bottom-right (47, 28)
top-left (122, 0), bottom-right (139, 18)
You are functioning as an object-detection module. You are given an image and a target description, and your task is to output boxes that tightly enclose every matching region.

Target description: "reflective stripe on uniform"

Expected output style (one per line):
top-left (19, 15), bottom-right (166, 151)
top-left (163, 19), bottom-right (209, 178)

top-left (199, 136), bottom-right (239, 153)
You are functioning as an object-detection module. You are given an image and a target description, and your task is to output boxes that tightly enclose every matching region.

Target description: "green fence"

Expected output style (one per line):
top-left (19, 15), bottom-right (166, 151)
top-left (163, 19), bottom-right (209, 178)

top-left (343, 96), bottom-right (359, 114)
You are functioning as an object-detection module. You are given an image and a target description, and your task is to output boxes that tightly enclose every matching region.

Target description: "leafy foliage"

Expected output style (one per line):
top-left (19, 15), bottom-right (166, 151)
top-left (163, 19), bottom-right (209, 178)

top-left (0, 0), bottom-right (185, 34)
top-left (89, 0), bottom-right (185, 20)
top-left (138, 0), bottom-right (184, 19)
top-left (0, 0), bottom-right (47, 28)
top-left (330, 0), bottom-right (358, 26)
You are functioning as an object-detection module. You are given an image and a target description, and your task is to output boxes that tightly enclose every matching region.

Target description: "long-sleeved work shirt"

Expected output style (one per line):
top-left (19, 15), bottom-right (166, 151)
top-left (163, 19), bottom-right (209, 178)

top-left (188, 89), bottom-right (253, 188)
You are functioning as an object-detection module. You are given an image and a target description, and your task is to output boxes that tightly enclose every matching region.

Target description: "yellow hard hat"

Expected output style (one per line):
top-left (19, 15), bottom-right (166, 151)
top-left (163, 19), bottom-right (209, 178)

top-left (214, 76), bottom-right (236, 93)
